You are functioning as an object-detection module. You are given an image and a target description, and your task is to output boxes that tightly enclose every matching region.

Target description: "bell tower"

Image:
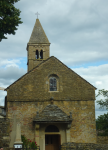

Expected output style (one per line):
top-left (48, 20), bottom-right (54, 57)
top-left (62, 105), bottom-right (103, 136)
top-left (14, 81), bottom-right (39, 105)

top-left (26, 18), bottom-right (50, 72)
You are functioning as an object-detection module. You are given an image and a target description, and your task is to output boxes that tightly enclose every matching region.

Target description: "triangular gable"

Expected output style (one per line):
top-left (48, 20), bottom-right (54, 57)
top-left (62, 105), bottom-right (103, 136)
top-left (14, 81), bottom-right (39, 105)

top-left (5, 56), bottom-right (97, 90)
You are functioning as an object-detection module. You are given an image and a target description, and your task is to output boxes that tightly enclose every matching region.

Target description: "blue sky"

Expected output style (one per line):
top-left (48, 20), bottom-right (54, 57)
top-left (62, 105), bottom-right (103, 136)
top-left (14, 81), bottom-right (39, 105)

top-left (71, 60), bottom-right (108, 68)
top-left (0, 0), bottom-right (108, 119)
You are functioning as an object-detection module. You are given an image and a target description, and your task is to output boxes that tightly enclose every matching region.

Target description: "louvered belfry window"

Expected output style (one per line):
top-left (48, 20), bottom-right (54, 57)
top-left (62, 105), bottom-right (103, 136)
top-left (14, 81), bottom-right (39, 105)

top-left (50, 77), bottom-right (57, 91)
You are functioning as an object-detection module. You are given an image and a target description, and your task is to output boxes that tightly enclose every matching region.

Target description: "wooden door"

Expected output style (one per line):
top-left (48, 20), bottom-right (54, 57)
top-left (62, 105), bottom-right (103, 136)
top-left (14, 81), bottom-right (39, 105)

top-left (45, 134), bottom-right (60, 150)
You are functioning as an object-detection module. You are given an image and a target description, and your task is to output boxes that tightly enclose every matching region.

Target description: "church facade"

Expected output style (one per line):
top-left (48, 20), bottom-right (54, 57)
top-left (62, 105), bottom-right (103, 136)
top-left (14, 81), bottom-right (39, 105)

top-left (4, 19), bottom-right (97, 150)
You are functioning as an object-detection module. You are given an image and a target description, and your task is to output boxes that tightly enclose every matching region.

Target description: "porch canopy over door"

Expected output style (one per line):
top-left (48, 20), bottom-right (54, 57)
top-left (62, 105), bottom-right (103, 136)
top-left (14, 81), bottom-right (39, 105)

top-left (33, 104), bottom-right (72, 125)
top-left (33, 104), bottom-right (73, 150)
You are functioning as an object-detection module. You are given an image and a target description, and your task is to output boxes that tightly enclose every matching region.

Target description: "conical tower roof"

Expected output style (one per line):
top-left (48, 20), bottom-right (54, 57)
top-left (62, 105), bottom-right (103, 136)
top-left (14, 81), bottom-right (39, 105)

top-left (28, 19), bottom-right (50, 44)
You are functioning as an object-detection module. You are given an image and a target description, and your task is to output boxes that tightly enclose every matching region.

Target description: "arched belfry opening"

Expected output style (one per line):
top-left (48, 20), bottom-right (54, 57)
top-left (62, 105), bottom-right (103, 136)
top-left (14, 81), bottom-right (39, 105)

top-left (36, 50), bottom-right (39, 59)
top-left (40, 50), bottom-right (43, 59)
top-left (45, 125), bottom-right (59, 132)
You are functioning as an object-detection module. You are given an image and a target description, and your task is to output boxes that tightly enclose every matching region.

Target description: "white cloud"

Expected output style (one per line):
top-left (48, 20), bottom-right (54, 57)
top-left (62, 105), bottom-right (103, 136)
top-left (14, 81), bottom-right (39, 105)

top-left (96, 81), bottom-right (102, 85)
top-left (0, 59), bottom-right (21, 68)
top-left (0, 90), bottom-right (7, 106)
top-left (0, 66), bottom-right (26, 106)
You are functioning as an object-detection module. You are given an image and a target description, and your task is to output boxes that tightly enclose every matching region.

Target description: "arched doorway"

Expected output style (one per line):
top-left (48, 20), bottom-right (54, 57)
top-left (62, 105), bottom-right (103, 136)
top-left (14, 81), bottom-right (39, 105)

top-left (45, 125), bottom-right (61, 150)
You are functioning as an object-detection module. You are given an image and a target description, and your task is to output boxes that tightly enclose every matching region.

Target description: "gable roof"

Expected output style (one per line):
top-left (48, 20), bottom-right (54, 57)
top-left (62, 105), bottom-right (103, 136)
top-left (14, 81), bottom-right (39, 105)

top-left (28, 19), bottom-right (50, 44)
top-left (33, 104), bottom-right (72, 123)
top-left (5, 56), bottom-right (97, 90)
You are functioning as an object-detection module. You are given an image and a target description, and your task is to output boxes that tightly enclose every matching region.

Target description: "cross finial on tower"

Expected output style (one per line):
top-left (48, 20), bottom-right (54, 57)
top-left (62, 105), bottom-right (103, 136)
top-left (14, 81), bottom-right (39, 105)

top-left (35, 12), bottom-right (40, 19)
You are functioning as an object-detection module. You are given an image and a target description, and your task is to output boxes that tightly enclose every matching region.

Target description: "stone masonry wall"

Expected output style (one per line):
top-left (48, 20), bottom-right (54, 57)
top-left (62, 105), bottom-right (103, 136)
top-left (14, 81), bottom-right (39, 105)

top-left (6, 56), bottom-right (97, 145)
top-left (97, 136), bottom-right (108, 144)
top-left (0, 118), bottom-right (10, 147)
top-left (61, 142), bottom-right (108, 150)
top-left (28, 44), bottom-right (50, 71)
top-left (7, 100), bottom-right (96, 145)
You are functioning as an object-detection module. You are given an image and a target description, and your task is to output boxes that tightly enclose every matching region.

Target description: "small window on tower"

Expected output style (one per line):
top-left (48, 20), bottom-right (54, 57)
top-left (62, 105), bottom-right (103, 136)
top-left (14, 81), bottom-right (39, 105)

top-left (50, 77), bottom-right (57, 91)
top-left (40, 50), bottom-right (43, 59)
top-left (36, 50), bottom-right (39, 59)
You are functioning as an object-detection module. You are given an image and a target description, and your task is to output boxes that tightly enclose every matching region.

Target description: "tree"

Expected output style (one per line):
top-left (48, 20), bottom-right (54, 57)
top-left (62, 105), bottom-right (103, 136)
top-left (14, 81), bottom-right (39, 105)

top-left (0, 0), bottom-right (23, 41)
top-left (96, 89), bottom-right (108, 110)
top-left (96, 89), bottom-right (108, 136)
top-left (96, 113), bottom-right (108, 136)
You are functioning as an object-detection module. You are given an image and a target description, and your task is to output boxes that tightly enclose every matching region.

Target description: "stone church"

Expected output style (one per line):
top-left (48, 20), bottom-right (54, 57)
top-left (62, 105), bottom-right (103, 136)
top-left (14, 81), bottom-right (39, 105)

top-left (1, 18), bottom-right (97, 150)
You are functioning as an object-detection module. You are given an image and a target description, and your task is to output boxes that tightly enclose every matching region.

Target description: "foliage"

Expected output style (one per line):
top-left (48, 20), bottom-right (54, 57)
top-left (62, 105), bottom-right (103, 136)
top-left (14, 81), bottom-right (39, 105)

top-left (95, 89), bottom-right (108, 136)
top-left (96, 113), bottom-right (108, 136)
top-left (96, 89), bottom-right (108, 110)
top-left (0, 0), bottom-right (23, 41)
top-left (21, 134), bottom-right (37, 149)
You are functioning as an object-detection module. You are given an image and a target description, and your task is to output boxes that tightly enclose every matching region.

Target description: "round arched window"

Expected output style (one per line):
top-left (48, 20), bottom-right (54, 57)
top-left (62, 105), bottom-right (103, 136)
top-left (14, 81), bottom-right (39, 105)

top-left (45, 125), bottom-right (59, 132)
top-left (50, 77), bottom-right (57, 91)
